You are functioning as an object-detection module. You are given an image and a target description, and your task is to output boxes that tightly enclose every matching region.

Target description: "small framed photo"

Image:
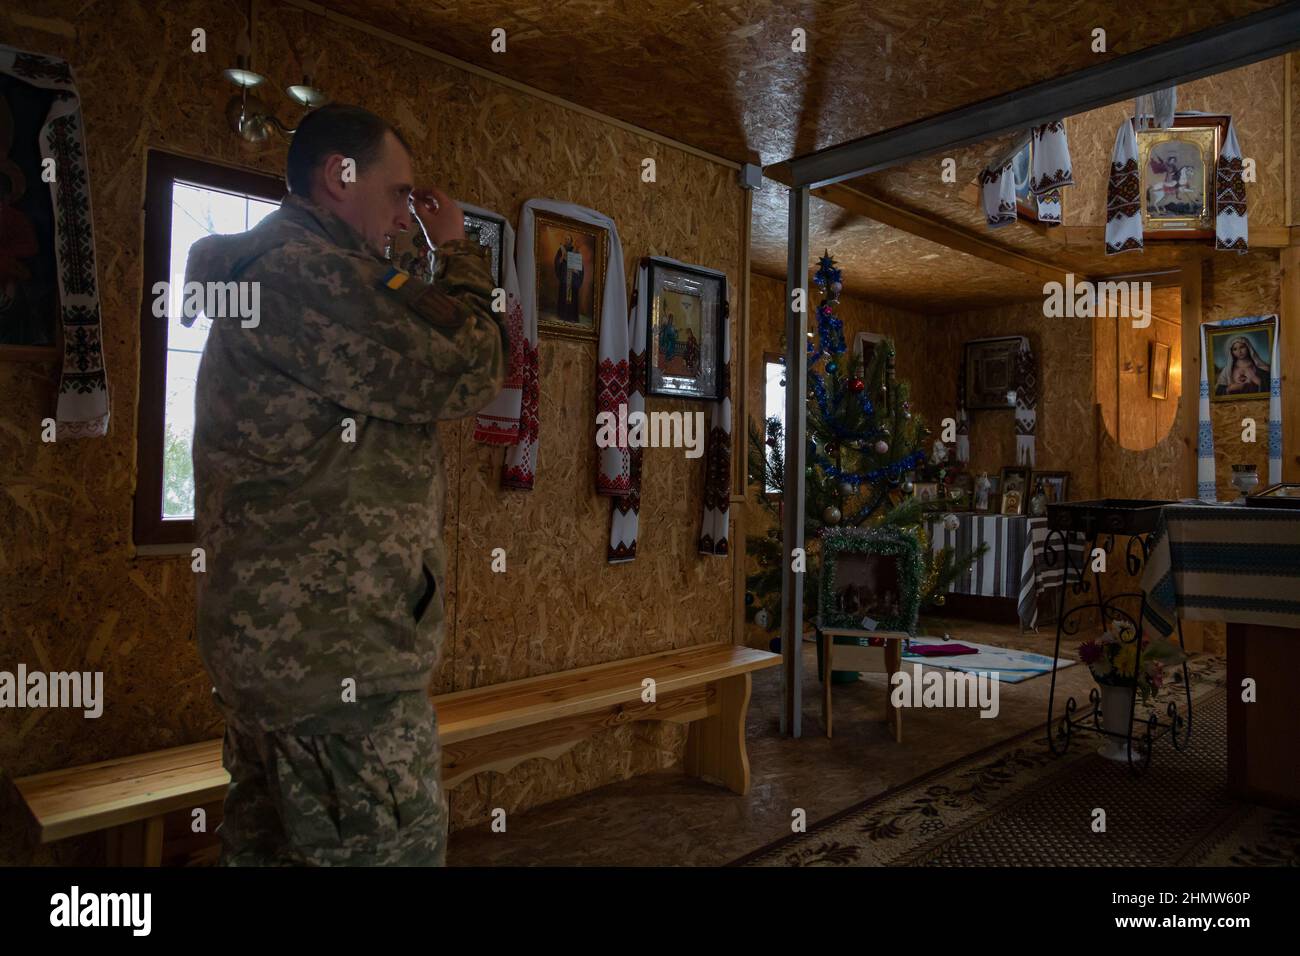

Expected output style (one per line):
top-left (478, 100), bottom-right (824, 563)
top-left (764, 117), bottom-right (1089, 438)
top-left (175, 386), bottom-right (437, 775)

top-left (645, 258), bottom-right (726, 401)
top-left (946, 473), bottom-right (974, 511)
top-left (1000, 466), bottom-right (1030, 515)
top-left (1208, 319), bottom-right (1275, 402)
top-left (464, 210), bottom-right (506, 289)
top-left (1033, 470), bottom-right (1070, 504)
top-left (1149, 341), bottom-right (1171, 400)
top-left (534, 210), bottom-right (608, 342)
top-left (965, 337), bottom-right (1021, 410)
top-left (913, 481), bottom-right (939, 504)
top-left (1135, 115), bottom-right (1228, 239)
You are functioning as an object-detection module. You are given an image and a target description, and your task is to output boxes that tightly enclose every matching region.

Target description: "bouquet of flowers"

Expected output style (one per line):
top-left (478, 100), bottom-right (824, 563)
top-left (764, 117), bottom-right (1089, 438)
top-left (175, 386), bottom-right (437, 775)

top-left (1078, 621), bottom-right (1187, 703)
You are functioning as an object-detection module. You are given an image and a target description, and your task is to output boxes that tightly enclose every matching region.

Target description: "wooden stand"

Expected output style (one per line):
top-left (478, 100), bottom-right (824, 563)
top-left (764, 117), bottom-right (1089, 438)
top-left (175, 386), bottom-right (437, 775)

top-left (1226, 622), bottom-right (1300, 811)
top-left (818, 628), bottom-right (908, 743)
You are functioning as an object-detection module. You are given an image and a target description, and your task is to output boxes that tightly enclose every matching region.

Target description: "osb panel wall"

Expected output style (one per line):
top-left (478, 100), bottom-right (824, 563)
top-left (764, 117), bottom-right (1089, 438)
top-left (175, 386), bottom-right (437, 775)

top-left (741, 272), bottom-right (931, 649)
top-left (1094, 297), bottom-right (1190, 503)
top-left (0, 0), bottom-right (743, 864)
top-left (1065, 59), bottom-right (1287, 229)
top-left (925, 302), bottom-right (1099, 500)
top-left (1201, 252), bottom-right (1282, 502)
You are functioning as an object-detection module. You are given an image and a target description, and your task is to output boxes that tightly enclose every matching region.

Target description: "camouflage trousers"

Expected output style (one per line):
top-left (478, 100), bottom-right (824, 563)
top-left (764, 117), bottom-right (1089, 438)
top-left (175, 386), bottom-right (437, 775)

top-left (217, 692), bottom-right (447, 866)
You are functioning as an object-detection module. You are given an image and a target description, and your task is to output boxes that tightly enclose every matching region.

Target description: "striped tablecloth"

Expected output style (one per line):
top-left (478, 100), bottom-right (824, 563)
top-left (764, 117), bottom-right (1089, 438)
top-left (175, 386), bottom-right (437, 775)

top-left (926, 514), bottom-right (1085, 629)
top-left (1142, 504), bottom-right (1300, 636)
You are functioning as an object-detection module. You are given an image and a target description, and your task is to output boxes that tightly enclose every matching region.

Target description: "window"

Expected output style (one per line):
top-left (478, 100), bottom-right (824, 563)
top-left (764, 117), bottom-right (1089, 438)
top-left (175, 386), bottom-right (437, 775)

top-left (133, 152), bottom-right (284, 548)
top-left (763, 351), bottom-right (786, 494)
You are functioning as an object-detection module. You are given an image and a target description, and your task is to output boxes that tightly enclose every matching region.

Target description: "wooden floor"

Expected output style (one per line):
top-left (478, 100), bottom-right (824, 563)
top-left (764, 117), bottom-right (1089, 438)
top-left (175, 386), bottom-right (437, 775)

top-left (448, 619), bottom-right (1100, 866)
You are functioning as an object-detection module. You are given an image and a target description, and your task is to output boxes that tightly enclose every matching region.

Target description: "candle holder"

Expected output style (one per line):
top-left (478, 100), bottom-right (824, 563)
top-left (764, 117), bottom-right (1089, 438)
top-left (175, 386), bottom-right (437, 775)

top-left (1230, 464), bottom-right (1260, 499)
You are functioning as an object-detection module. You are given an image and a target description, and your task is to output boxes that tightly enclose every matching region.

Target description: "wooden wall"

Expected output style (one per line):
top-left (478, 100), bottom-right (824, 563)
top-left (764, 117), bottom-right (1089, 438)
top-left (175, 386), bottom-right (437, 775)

top-left (0, 0), bottom-right (744, 863)
top-left (1094, 287), bottom-right (1189, 502)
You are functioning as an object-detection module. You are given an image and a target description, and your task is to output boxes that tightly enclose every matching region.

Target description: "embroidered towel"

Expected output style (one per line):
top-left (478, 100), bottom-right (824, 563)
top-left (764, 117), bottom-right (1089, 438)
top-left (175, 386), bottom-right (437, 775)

top-left (1105, 119), bottom-right (1143, 255)
top-left (0, 45), bottom-right (109, 437)
top-left (515, 199), bottom-right (629, 494)
top-left (980, 162), bottom-right (1016, 228)
top-left (699, 292), bottom-right (732, 557)
top-left (1029, 120), bottom-right (1072, 226)
top-left (466, 203), bottom-right (526, 447)
top-left (1215, 118), bottom-right (1248, 253)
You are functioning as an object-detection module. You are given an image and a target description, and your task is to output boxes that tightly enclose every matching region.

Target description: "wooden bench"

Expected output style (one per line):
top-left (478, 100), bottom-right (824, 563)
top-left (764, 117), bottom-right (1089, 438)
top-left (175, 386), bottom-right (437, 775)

top-left (12, 642), bottom-right (779, 865)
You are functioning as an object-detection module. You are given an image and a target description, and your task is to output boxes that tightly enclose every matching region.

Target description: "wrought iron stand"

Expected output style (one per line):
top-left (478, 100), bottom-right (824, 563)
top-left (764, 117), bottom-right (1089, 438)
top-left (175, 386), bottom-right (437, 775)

top-left (1041, 502), bottom-right (1193, 775)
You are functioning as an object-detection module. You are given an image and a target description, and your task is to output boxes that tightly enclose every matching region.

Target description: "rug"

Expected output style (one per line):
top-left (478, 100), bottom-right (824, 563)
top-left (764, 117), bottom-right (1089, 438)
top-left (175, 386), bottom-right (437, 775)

top-left (903, 638), bottom-right (1075, 683)
top-left (734, 655), bottom-right (1300, 867)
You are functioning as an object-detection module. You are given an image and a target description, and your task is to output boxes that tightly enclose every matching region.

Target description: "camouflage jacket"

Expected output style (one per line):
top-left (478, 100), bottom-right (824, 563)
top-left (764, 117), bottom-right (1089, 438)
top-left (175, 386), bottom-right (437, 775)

top-left (183, 193), bottom-right (505, 734)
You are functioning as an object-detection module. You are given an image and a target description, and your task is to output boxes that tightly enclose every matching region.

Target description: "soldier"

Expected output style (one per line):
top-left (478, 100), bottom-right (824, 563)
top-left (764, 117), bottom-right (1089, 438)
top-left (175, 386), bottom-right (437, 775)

top-left (183, 103), bottom-right (505, 865)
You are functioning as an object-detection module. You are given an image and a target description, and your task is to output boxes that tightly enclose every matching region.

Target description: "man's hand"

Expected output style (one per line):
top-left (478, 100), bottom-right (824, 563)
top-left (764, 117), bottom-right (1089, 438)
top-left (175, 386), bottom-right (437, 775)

top-left (411, 185), bottom-right (465, 245)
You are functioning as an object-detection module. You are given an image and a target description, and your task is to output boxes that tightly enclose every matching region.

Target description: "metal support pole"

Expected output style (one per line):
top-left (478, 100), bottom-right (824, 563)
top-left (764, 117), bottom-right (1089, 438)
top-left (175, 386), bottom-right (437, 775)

top-left (780, 185), bottom-right (810, 737)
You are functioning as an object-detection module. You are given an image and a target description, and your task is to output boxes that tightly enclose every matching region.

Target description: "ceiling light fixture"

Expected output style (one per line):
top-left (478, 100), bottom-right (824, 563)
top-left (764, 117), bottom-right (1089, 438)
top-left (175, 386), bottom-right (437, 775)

top-left (223, 3), bottom-right (326, 143)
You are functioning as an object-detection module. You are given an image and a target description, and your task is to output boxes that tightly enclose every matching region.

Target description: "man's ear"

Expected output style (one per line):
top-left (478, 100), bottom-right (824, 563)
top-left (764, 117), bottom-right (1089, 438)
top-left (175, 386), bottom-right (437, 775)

top-left (317, 153), bottom-right (350, 203)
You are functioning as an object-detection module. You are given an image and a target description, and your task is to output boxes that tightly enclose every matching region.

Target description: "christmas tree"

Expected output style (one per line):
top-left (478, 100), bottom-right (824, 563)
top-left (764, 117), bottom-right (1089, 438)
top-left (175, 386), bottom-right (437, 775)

top-left (745, 252), bottom-right (984, 637)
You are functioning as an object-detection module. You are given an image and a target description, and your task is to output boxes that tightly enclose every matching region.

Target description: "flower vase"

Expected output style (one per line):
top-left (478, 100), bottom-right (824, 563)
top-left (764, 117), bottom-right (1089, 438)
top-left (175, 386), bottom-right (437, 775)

top-left (1097, 682), bottom-right (1140, 762)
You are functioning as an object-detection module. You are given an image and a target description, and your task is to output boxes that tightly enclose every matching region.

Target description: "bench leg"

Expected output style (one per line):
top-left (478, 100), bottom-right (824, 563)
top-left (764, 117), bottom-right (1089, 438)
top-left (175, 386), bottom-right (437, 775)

top-left (106, 815), bottom-right (165, 867)
top-left (684, 673), bottom-right (752, 795)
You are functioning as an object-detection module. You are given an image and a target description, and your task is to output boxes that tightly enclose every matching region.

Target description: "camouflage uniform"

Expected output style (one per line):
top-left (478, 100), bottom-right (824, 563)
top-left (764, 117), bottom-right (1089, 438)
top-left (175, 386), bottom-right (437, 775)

top-left (183, 192), bottom-right (505, 865)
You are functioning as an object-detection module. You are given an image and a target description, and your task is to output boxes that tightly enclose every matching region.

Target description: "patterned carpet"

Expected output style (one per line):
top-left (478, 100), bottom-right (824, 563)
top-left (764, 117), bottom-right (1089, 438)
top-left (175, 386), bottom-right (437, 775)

top-left (733, 655), bottom-right (1300, 867)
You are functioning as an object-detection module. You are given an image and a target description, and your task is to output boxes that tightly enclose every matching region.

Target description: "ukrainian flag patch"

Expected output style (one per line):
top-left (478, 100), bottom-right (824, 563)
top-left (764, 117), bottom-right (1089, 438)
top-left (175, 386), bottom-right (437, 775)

top-left (381, 267), bottom-right (410, 290)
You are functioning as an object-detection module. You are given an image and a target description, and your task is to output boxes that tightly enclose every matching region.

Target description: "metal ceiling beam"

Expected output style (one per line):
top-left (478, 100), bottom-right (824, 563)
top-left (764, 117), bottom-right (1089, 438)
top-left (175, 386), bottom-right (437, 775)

top-left (785, 1), bottom-right (1300, 189)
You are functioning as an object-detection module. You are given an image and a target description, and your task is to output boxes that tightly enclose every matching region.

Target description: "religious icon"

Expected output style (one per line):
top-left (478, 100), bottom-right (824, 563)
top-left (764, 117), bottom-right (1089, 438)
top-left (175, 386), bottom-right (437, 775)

top-left (645, 258), bottom-right (725, 401)
top-left (534, 210), bottom-right (606, 342)
top-left (0, 85), bottom-right (59, 354)
top-left (964, 337), bottom-right (1021, 409)
top-left (1148, 341), bottom-right (1171, 400)
top-left (1135, 116), bottom-right (1227, 239)
top-left (1000, 466), bottom-right (1030, 516)
top-left (1033, 470), bottom-right (1070, 505)
top-left (1207, 320), bottom-right (1275, 402)
top-left (463, 210), bottom-right (505, 289)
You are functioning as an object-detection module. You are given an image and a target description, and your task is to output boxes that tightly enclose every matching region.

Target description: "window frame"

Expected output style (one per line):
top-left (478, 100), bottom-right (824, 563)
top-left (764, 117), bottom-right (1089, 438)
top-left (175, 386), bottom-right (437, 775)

top-left (133, 151), bottom-right (285, 548)
top-left (761, 349), bottom-right (786, 498)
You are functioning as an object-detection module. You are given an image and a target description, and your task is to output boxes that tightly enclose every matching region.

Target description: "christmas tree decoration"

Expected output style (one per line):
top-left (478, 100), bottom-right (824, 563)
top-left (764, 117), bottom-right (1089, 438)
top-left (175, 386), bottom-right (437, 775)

top-left (744, 251), bottom-right (985, 637)
top-left (943, 512), bottom-right (960, 531)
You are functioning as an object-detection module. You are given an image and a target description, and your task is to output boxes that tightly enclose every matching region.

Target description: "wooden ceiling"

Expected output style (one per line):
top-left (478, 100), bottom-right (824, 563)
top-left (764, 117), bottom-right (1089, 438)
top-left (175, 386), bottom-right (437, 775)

top-left (304, 0), bottom-right (1289, 313)
top-left (308, 0), bottom-right (1281, 166)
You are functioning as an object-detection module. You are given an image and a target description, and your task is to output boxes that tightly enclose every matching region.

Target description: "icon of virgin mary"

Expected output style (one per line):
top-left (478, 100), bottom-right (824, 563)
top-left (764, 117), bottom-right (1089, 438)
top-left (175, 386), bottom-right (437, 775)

top-left (1214, 335), bottom-right (1270, 397)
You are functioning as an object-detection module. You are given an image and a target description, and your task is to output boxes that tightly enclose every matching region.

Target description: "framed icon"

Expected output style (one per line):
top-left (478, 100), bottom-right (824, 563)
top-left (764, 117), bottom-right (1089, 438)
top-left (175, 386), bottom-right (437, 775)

top-left (1135, 115), bottom-right (1228, 240)
top-left (463, 210), bottom-right (505, 289)
top-left (645, 258), bottom-right (725, 401)
top-left (534, 210), bottom-right (608, 342)
top-left (1149, 341), bottom-right (1171, 400)
top-left (1207, 319), bottom-right (1275, 403)
top-left (965, 337), bottom-right (1021, 410)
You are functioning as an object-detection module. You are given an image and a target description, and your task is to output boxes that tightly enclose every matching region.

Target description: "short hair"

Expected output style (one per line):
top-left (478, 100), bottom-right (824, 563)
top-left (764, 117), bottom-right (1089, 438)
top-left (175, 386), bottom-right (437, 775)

top-left (285, 103), bottom-right (410, 197)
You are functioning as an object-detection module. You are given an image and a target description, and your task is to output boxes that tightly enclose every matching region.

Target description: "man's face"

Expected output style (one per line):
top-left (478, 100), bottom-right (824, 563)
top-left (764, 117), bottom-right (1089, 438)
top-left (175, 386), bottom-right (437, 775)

top-left (333, 130), bottom-right (414, 257)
